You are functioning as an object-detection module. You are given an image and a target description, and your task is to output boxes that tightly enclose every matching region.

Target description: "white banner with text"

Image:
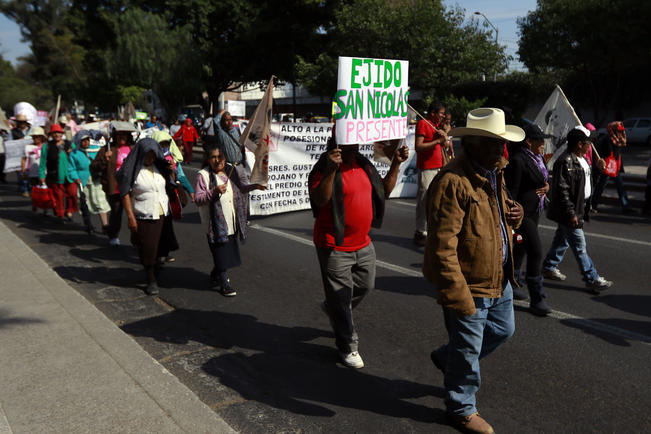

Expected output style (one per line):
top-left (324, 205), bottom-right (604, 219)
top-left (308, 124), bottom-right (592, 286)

top-left (246, 122), bottom-right (417, 216)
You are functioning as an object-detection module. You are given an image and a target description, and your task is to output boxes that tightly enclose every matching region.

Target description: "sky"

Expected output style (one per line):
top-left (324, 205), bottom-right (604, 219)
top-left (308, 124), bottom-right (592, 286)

top-left (444, 0), bottom-right (539, 70)
top-left (1, 1), bottom-right (538, 70)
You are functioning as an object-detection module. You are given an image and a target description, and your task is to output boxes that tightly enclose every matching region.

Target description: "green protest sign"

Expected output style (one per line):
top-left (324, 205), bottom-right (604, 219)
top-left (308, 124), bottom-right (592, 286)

top-left (135, 111), bottom-right (148, 120)
top-left (334, 56), bottom-right (409, 145)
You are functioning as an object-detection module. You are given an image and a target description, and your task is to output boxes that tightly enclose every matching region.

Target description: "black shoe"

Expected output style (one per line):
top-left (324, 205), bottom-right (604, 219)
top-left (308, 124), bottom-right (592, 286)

top-left (513, 287), bottom-right (529, 301)
top-left (413, 231), bottom-right (426, 247)
top-left (220, 286), bottom-right (236, 297)
top-left (430, 350), bottom-right (445, 373)
top-left (623, 207), bottom-right (635, 215)
top-left (530, 299), bottom-right (552, 316)
top-left (144, 282), bottom-right (159, 295)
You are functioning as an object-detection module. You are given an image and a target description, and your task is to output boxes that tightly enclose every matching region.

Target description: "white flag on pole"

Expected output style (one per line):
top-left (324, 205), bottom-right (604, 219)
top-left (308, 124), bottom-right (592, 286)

top-left (533, 85), bottom-right (582, 168)
top-left (239, 76), bottom-right (274, 186)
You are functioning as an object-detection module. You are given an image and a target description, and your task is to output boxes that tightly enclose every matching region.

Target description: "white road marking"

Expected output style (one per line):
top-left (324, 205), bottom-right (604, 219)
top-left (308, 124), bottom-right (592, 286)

top-left (388, 200), bottom-right (651, 247)
top-left (250, 223), bottom-right (651, 346)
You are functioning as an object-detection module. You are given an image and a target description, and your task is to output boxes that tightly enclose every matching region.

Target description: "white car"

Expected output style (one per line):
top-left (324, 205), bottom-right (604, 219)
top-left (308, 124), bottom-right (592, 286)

top-left (622, 118), bottom-right (651, 145)
top-left (595, 118), bottom-right (651, 145)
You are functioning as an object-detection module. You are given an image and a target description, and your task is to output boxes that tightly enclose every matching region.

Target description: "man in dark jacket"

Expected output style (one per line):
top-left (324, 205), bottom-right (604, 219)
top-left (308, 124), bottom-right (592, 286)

top-left (542, 126), bottom-right (612, 291)
top-left (309, 137), bottom-right (408, 370)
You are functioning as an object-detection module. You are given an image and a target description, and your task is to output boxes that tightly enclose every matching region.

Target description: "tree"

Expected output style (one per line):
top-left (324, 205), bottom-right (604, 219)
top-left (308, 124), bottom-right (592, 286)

top-left (296, 0), bottom-right (509, 102)
top-left (518, 0), bottom-right (651, 124)
top-left (0, 49), bottom-right (53, 109)
top-left (1, 0), bottom-right (87, 100)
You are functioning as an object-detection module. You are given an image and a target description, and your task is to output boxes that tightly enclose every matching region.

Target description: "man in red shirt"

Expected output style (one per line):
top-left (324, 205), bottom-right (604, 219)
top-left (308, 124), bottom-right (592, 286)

top-left (172, 118), bottom-right (200, 163)
top-left (309, 137), bottom-right (408, 369)
top-left (414, 102), bottom-right (449, 246)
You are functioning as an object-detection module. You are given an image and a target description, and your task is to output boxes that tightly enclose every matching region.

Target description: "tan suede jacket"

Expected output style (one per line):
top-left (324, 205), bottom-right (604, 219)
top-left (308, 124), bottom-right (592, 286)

top-left (422, 152), bottom-right (522, 316)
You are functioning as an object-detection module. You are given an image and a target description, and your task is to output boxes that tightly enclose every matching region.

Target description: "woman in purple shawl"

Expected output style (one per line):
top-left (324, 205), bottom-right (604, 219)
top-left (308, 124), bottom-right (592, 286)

top-left (505, 124), bottom-right (553, 316)
top-left (194, 141), bottom-right (265, 297)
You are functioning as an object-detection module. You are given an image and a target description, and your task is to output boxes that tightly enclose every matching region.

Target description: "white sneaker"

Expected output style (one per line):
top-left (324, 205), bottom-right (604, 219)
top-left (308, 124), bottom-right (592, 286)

top-left (340, 351), bottom-right (364, 369)
top-left (543, 267), bottom-right (566, 281)
top-left (586, 276), bottom-right (613, 292)
top-left (108, 237), bottom-right (120, 246)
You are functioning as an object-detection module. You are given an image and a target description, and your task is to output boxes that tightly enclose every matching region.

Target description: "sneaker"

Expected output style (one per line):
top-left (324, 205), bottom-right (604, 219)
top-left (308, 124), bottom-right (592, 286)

top-left (21, 191), bottom-right (30, 198)
top-left (586, 277), bottom-right (612, 293)
top-left (530, 299), bottom-right (552, 316)
top-left (164, 256), bottom-right (175, 263)
top-left (512, 286), bottom-right (529, 301)
top-left (108, 237), bottom-right (120, 246)
top-left (220, 286), bottom-right (237, 297)
top-left (144, 282), bottom-right (159, 296)
top-left (413, 231), bottom-right (427, 247)
top-left (448, 412), bottom-right (494, 434)
top-left (340, 351), bottom-right (364, 369)
top-left (543, 268), bottom-right (566, 281)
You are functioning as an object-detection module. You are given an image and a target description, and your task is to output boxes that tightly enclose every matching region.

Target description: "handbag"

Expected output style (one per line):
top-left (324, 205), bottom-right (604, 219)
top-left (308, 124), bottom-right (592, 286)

top-left (603, 151), bottom-right (621, 178)
top-left (169, 187), bottom-right (183, 220)
top-left (31, 185), bottom-right (56, 209)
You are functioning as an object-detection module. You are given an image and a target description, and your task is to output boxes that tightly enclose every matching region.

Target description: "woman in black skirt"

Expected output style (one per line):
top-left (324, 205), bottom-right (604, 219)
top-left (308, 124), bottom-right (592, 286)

top-left (117, 138), bottom-right (177, 295)
top-left (194, 143), bottom-right (265, 296)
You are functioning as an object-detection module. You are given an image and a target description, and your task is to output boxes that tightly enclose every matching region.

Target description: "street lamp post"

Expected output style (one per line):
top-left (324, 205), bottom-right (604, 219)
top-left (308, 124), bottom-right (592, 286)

top-left (474, 11), bottom-right (499, 80)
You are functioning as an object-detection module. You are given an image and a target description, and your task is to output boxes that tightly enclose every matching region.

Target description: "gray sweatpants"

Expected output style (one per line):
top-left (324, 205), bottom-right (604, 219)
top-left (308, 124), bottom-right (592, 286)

top-left (316, 243), bottom-right (376, 353)
top-left (415, 168), bottom-right (440, 235)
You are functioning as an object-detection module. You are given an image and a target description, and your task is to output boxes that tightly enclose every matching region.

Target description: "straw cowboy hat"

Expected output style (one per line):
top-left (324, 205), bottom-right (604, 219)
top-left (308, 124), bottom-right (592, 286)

top-left (15, 113), bottom-right (30, 123)
top-left (449, 107), bottom-right (525, 142)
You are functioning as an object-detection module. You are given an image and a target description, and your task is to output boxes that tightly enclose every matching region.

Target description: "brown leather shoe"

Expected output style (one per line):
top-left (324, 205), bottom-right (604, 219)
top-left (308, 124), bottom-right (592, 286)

top-left (448, 412), bottom-right (494, 434)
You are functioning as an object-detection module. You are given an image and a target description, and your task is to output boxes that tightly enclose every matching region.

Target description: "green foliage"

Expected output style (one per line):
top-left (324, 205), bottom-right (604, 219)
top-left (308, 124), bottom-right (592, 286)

top-left (1, 0), bottom-right (87, 100)
top-left (0, 55), bottom-right (53, 109)
top-left (116, 85), bottom-right (147, 106)
top-left (442, 95), bottom-right (487, 127)
top-left (517, 0), bottom-right (651, 123)
top-left (297, 0), bottom-right (509, 101)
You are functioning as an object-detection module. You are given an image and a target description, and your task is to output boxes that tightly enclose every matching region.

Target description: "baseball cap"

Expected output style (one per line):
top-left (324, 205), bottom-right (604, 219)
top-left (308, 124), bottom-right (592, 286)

top-left (523, 123), bottom-right (553, 140)
top-left (567, 125), bottom-right (591, 146)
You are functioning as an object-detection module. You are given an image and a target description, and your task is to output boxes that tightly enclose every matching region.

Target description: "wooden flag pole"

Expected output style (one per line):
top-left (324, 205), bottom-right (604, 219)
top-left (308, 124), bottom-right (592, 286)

top-left (407, 104), bottom-right (452, 163)
top-left (54, 95), bottom-right (62, 125)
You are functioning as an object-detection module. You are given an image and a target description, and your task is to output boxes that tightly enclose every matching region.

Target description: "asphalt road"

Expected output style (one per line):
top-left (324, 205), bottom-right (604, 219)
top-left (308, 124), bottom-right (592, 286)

top-left (1, 165), bottom-right (650, 433)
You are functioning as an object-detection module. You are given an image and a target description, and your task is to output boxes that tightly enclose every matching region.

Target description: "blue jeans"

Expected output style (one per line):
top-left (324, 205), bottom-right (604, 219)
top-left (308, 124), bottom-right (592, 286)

top-left (592, 172), bottom-right (631, 210)
top-left (433, 281), bottom-right (515, 416)
top-left (543, 224), bottom-right (599, 283)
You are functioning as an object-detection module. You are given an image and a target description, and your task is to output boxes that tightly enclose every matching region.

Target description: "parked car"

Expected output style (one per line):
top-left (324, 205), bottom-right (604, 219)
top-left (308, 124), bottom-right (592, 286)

top-left (596, 118), bottom-right (651, 145)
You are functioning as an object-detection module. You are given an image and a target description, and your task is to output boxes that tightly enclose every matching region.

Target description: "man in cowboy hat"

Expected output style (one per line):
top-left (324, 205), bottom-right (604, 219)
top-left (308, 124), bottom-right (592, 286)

top-left (11, 113), bottom-right (32, 140)
top-left (423, 107), bottom-right (524, 434)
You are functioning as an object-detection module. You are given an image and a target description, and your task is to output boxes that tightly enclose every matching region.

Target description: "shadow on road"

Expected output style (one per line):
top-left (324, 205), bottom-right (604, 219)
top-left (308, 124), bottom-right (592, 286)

top-left (560, 317), bottom-right (651, 347)
top-left (591, 294), bottom-right (651, 317)
top-left (122, 309), bottom-right (447, 425)
top-left (0, 308), bottom-right (46, 329)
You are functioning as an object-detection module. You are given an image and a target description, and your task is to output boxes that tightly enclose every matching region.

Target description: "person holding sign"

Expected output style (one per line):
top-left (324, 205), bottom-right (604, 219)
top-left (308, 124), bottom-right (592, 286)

top-left (413, 102), bottom-right (449, 246)
top-left (423, 108), bottom-right (524, 434)
top-left (309, 136), bottom-right (408, 369)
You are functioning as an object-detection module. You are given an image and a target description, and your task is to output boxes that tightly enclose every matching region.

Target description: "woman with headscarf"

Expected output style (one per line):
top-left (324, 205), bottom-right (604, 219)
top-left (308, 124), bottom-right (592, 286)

top-left (69, 130), bottom-right (112, 233)
top-left (151, 129), bottom-right (193, 264)
top-left (592, 121), bottom-right (633, 214)
top-left (505, 124), bottom-right (553, 316)
top-left (39, 124), bottom-right (77, 222)
top-left (172, 118), bottom-right (199, 164)
top-left (194, 143), bottom-right (266, 296)
top-left (90, 122), bottom-right (137, 245)
top-left (117, 138), bottom-right (177, 295)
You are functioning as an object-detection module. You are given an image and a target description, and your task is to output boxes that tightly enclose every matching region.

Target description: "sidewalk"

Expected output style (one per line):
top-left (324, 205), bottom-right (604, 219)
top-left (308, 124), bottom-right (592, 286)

top-left (0, 220), bottom-right (235, 433)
